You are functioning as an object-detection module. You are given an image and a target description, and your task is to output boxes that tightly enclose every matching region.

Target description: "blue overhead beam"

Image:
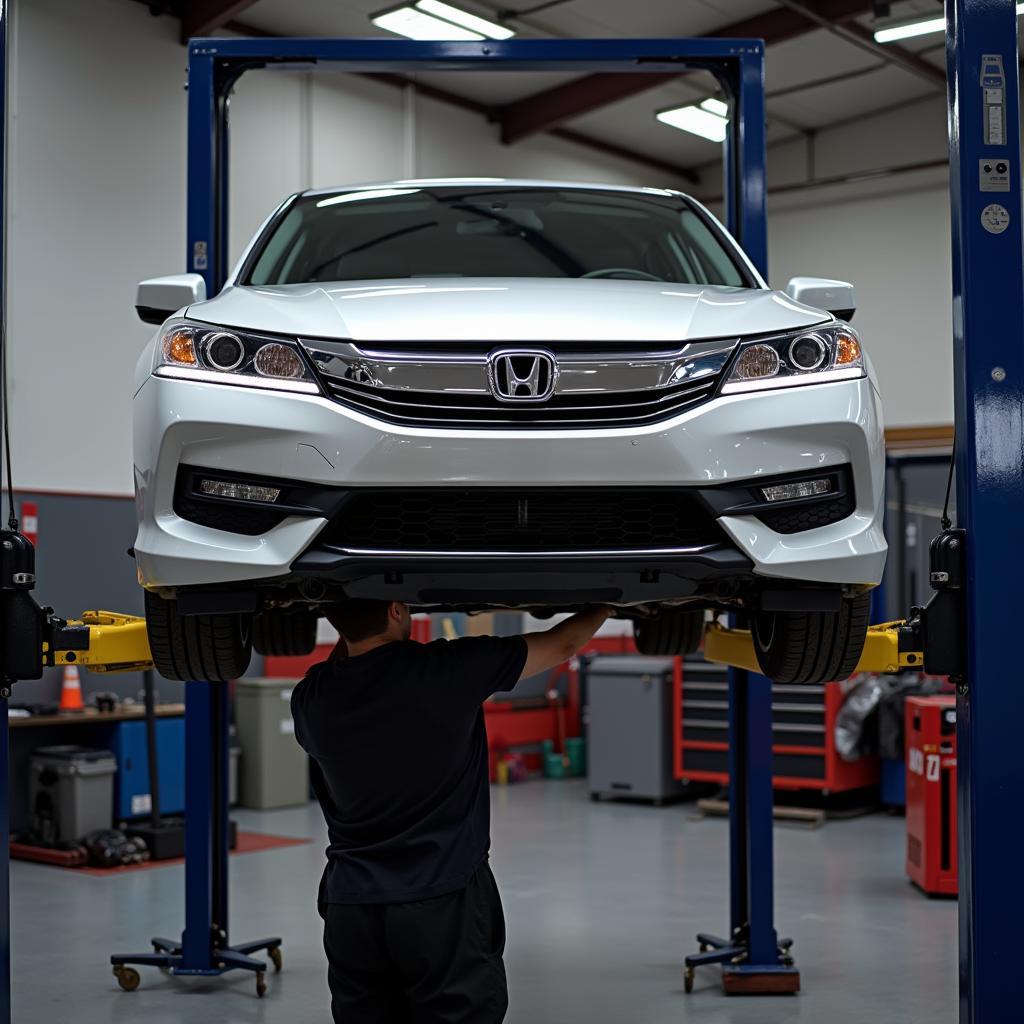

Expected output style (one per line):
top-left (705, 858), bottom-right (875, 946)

top-left (185, 37), bottom-right (768, 293)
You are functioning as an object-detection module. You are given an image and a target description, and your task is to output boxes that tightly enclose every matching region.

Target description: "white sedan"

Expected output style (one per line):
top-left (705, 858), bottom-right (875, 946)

top-left (132, 179), bottom-right (885, 683)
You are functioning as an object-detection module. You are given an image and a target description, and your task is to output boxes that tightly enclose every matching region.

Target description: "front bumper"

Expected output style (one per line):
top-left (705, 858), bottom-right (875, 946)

top-left (133, 373), bottom-right (887, 594)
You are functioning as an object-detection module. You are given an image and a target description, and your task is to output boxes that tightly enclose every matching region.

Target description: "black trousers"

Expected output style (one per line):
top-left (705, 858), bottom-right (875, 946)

top-left (322, 861), bottom-right (508, 1024)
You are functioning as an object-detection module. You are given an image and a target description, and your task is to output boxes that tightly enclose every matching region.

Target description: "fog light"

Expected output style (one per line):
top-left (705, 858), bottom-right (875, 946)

top-left (761, 478), bottom-right (832, 502)
top-left (732, 344), bottom-right (780, 380)
top-left (199, 479), bottom-right (281, 502)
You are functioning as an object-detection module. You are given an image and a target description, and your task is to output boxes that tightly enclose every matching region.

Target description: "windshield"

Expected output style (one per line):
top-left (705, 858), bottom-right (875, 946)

top-left (242, 186), bottom-right (751, 288)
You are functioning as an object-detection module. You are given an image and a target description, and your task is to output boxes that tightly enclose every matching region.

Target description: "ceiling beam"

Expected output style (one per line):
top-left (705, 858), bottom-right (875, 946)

top-left (775, 0), bottom-right (945, 89)
top-left (497, 0), bottom-right (878, 144)
top-left (181, 0), bottom-right (259, 42)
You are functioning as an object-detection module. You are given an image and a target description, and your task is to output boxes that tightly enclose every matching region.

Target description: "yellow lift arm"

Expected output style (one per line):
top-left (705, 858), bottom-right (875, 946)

top-left (45, 610), bottom-right (154, 674)
top-left (40, 610), bottom-right (927, 679)
top-left (703, 619), bottom-right (926, 676)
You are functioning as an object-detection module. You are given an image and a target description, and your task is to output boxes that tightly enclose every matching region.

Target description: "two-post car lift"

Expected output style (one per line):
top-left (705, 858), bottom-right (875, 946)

top-left (1, 4), bottom-right (1022, 1020)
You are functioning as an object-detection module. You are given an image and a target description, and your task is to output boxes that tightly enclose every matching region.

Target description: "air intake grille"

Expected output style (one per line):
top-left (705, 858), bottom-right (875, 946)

top-left (756, 493), bottom-right (855, 534)
top-left (174, 493), bottom-right (288, 535)
top-left (322, 489), bottom-right (723, 552)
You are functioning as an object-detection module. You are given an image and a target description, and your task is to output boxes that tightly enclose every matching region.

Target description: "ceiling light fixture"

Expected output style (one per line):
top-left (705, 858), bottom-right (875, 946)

top-left (371, 2), bottom-right (514, 41)
top-left (655, 101), bottom-right (729, 143)
top-left (700, 97), bottom-right (729, 117)
top-left (874, 3), bottom-right (1024, 43)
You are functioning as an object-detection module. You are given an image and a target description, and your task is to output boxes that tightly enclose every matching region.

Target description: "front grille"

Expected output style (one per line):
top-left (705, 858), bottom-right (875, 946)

top-left (320, 489), bottom-right (723, 553)
top-left (756, 493), bottom-right (855, 534)
top-left (321, 375), bottom-right (721, 429)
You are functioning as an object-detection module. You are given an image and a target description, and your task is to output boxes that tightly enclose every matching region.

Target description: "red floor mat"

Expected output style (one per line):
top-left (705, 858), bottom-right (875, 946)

top-left (12, 831), bottom-right (310, 875)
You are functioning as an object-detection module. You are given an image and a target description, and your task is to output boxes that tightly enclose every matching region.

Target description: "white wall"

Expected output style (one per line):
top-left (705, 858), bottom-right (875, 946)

top-left (9, 0), bottom-right (655, 496)
top-left (696, 93), bottom-right (955, 431)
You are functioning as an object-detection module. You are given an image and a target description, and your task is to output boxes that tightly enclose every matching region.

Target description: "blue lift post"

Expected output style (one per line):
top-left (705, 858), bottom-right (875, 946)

top-left (946, 3), bottom-right (1024, 1022)
top-left (111, 36), bottom-right (784, 999)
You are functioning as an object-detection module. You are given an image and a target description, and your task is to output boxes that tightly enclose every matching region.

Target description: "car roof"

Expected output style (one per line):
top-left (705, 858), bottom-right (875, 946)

top-left (301, 179), bottom-right (690, 200)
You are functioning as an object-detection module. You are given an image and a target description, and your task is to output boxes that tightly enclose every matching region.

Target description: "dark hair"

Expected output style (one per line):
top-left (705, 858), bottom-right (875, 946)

top-left (326, 600), bottom-right (392, 643)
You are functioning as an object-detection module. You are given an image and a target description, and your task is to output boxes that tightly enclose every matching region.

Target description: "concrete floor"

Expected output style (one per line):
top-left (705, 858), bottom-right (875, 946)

top-left (13, 780), bottom-right (956, 1023)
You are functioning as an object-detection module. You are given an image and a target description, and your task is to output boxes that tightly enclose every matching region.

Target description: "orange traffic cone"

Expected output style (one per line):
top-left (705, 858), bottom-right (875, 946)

top-left (59, 664), bottom-right (84, 712)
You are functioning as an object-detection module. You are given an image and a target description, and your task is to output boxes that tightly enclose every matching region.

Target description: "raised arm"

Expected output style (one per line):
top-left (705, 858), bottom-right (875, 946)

top-left (520, 606), bottom-right (612, 680)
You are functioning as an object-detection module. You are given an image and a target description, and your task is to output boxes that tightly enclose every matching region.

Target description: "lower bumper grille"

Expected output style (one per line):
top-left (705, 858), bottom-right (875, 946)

top-left (756, 493), bottom-right (855, 534)
top-left (319, 489), bottom-right (724, 553)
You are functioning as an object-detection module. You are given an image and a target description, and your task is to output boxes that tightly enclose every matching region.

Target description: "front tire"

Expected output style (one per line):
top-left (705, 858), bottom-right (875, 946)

top-left (634, 609), bottom-right (706, 656)
top-left (144, 590), bottom-right (252, 682)
top-left (252, 610), bottom-right (318, 657)
top-left (752, 593), bottom-right (871, 684)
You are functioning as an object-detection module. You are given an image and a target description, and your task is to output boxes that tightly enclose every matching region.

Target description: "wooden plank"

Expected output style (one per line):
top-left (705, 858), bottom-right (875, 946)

top-left (9, 704), bottom-right (185, 728)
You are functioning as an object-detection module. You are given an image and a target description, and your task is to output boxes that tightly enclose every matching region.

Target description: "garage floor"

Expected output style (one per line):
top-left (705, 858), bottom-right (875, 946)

top-left (15, 780), bottom-right (955, 1023)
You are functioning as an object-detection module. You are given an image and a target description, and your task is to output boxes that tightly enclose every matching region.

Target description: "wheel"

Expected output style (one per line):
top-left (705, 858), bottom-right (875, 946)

top-left (751, 593), bottom-right (871, 684)
top-left (144, 590), bottom-right (253, 682)
top-left (253, 610), bottom-right (318, 657)
top-left (113, 966), bottom-right (140, 992)
top-left (699, 943), bottom-right (709, 953)
top-left (684, 966), bottom-right (695, 994)
top-left (634, 609), bottom-right (705, 656)
top-left (256, 971), bottom-right (267, 998)
top-left (269, 946), bottom-right (283, 973)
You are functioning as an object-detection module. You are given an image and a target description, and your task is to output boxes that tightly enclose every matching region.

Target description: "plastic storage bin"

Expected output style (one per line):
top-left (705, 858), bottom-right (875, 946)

top-left (235, 678), bottom-right (309, 809)
top-left (28, 745), bottom-right (117, 843)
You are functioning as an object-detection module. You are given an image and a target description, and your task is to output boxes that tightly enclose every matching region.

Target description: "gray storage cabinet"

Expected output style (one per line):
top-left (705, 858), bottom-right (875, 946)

top-left (235, 678), bottom-right (309, 809)
top-left (587, 656), bottom-right (687, 803)
top-left (29, 745), bottom-right (117, 843)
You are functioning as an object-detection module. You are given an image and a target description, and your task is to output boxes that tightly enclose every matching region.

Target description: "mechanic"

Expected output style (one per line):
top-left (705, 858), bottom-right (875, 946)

top-left (291, 600), bottom-right (611, 1023)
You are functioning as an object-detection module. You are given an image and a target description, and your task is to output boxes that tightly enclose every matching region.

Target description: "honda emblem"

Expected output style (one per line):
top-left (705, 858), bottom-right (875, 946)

top-left (487, 349), bottom-right (558, 402)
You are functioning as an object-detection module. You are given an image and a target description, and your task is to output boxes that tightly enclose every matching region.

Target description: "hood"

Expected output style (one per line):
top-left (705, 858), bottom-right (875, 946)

top-left (188, 278), bottom-right (831, 343)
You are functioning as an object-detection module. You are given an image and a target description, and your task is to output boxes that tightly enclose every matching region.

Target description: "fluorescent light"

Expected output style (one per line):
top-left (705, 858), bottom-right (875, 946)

top-left (873, 15), bottom-right (944, 42)
top-left (700, 97), bottom-right (728, 117)
top-left (371, 2), bottom-right (515, 41)
top-left (875, 5), bottom-right (1024, 43)
top-left (316, 188), bottom-right (421, 208)
top-left (415, 0), bottom-right (514, 39)
top-left (656, 104), bottom-right (728, 143)
top-left (372, 7), bottom-right (484, 41)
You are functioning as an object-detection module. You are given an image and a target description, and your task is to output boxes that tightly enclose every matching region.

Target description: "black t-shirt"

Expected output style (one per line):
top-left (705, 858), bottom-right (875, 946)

top-left (291, 635), bottom-right (528, 905)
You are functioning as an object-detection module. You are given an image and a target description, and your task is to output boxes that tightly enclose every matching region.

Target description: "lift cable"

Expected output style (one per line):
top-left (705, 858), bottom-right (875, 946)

top-left (1, 319), bottom-right (13, 531)
top-left (940, 431), bottom-right (956, 532)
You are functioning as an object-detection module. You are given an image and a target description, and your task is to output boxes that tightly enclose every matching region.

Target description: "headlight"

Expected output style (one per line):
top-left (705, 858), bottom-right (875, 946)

top-left (721, 324), bottom-right (864, 395)
top-left (154, 320), bottom-right (320, 394)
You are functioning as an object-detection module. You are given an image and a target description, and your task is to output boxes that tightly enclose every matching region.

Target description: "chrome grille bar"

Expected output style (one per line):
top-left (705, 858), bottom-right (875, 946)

top-left (301, 338), bottom-right (735, 429)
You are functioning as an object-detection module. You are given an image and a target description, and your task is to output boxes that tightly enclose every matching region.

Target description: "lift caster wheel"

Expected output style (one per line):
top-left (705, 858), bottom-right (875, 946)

top-left (269, 947), bottom-right (283, 973)
top-left (684, 967), bottom-right (695, 994)
top-left (256, 971), bottom-right (267, 998)
top-left (113, 966), bottom-right (141, 992)
top-left (699, 943), bottom-right (709, 953)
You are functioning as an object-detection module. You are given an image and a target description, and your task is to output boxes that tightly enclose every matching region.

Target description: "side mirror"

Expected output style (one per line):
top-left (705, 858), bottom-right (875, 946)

top-left (784, 277), bottom-right (856, 321)
top-left (136, 274), bottom-right (207, 325)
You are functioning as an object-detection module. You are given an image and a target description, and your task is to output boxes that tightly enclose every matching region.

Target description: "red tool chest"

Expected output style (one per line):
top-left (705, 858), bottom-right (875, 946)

top-left (905, 695), bottom-right (958, 896)
top-left (672, 657), bottom-right (880, 794)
